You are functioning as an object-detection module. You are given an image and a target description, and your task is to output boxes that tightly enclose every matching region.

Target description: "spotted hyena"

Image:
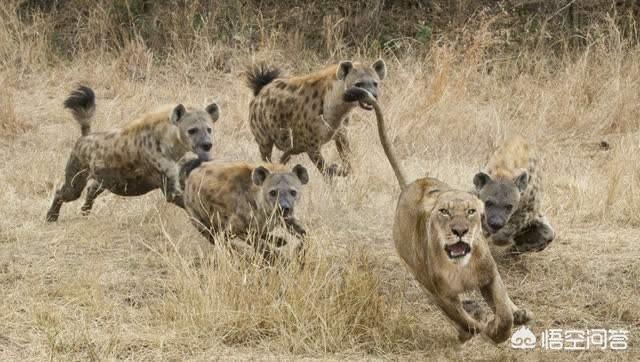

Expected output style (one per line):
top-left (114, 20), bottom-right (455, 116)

top-left (473, 135), bottom-right (554, 253)
top-left (180, 159), bottom-right (309, 260)
top-left (245, 59), bottom-right (386, 177)
top-left (46, 86), bottom-right (219, 222)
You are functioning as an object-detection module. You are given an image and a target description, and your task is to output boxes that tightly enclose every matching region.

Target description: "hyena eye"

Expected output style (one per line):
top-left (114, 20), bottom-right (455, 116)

top-left (355, 82), bottom-right (365, 88)
top-left (290, 190), bottom-right (297, 197)
top-left (187, 128), bottom-right (198, 135)
top-left (439, 208), bottom-right (450, 217)
top-left (269, 190), bottom-right (278, 197)
top-left (505, 205), bottom-right (513, 212)
top-left (373, 81), bottom-right (379, 87)
top-left (206, 127), bottom-right (212, 134)
top-left (467, 209), bottom-right (476, 216)
top-left (485, 201), bottom-right (495, 208)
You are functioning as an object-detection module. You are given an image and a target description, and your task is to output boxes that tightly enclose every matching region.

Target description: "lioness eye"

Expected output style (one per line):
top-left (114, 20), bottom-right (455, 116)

top-left (187, 128), bottom-right (198, 135)
top-left (439, 208), bottom-right (450, 216)
top-left (269, 190), bottom-right (278, 197)
top-left (467, 209), bottom-right (476, 216)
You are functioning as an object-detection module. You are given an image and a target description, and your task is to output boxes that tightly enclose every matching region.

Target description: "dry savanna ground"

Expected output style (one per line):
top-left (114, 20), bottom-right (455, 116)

top-left (1, 14), bottom-right (640, 361)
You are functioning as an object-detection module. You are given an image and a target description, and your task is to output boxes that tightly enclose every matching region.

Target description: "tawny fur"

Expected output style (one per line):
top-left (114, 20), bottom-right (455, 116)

top-left (355, 91), bottom-right (532, 343)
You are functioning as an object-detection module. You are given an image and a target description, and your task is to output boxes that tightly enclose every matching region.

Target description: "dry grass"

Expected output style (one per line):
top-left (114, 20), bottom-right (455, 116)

top-left (0, 2), bottom-right (639, 361)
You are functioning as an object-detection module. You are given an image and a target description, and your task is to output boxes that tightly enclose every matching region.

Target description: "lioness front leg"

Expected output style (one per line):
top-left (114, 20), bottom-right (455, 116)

top-left (434, 295), bottom-right (486, 343)
top-left (479, 275), bottom-right (515, 343)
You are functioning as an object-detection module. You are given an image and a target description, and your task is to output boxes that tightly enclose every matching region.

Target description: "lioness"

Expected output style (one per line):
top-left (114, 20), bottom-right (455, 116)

top-left (345, 88), bottom-right (533, 343)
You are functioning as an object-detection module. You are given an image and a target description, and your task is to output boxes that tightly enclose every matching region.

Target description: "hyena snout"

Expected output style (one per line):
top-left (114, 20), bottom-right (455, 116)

top-left (193, 139), bottom-right (213, 161)
top-left (486, 217), bottom-right (505, 232)
top-left (200, 142), bottom-right (212, 152)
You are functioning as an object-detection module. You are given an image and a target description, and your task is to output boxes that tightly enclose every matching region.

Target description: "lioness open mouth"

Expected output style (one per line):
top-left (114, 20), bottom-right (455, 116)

top-left (445, 241), bottom-right (471, 259)
top-left (358, 100), bottom-right (373, 110)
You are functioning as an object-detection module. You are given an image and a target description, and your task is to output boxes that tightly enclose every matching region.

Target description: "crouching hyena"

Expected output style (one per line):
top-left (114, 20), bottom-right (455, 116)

top-left (473, 135), bottom-right (555, 253)
top-left (46, 86), bottom-right (219, 222)
top-left (180, 159), bottom-right (309, 260)
top-left (245, 59), bottom-right (386, 177)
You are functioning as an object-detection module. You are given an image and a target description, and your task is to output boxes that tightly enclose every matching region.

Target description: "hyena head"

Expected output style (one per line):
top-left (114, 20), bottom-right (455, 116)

top-left (170, 103), bottom-right (220, 161)
top-left (336, 59), bottom-right (386, 111)
top-left (251, 164), bottom-right (309, 220)
top-left (473, 170), bottom-right (529, 234)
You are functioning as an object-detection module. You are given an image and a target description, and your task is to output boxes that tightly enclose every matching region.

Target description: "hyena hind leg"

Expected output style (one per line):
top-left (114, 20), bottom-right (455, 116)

top-left (81, 181), bottom-right (105, 215)
top-left (46, 156), bottom-right (89, 222)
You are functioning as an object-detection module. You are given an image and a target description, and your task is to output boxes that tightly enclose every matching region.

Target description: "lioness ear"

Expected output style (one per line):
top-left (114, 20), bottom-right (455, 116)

top-left (292, 164), bottom-right (309, 185)
top-left (514, 171), bottom-right (529, 193)
top-left (336, 61), bottom-right (353, 80)
top-left (252, 166), bottom-right (270, 186)
top-left (205, 102), bottom-right (219, 123)
top-left (473, 172), bottom-right (491, 191)
top-left (170, 104), bottom-right (186, 125)
top-left (372, 58), bottom-right (386, 80)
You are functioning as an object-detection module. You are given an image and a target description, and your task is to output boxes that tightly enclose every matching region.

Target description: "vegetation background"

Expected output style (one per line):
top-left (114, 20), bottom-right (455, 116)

top-left (0, 0), bottom-right (639, 360)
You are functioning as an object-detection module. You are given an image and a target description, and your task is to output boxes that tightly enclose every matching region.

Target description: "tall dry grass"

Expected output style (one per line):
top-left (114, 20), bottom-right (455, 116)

top-left (0, 1), bottom-right (638, 360)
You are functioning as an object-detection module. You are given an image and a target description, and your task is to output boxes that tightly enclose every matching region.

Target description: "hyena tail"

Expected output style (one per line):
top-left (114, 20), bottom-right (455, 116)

top-left (179, 158), bottom-right (203, 190)
top-left (246, 64), bottom-right (281, 96)
top-left (64, 85), bottom-right (96, 137)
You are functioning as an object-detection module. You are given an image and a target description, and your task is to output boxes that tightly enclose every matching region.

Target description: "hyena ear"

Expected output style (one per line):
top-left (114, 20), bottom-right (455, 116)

top-left (473, 172), bottom-right (491, 191)
top-left (372, 59), bottom-right (386, 80)
top-left (252, 166), bottom-right (270, 186)
top-left (514, 171), bottom-right (529, 193)
top-left (205, 102), bottom-right (220, 123)
top-left (170, 104), bottom-right (186, 125)
top-left (336, 61), bottom-right (353, 80)
top-left (292, 164), bottom-right (309, 185)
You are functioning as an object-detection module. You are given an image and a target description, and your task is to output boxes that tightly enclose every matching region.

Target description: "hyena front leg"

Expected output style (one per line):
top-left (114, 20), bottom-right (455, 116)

top-left (334, 126), bottom-right (351, 176)
top-left (155, 158), bottom-right (184, 208)
top-left (512, 216), bottom-right (555, 253)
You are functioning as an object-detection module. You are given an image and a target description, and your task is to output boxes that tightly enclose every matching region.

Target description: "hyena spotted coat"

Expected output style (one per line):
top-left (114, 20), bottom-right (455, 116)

top-left (180, 159), bottom-right (309, 260)
top-left (46, 86), bottom-right (219, 222)
top-left (246, 60), bottom-right (386, 177)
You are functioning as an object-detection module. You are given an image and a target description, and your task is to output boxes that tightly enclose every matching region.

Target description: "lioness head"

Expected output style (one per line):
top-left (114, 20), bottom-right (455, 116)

top-left (252, 164), bottom-right (309, 220)
top-left (473, 171), bottom-right (529, 234)
top-left (336, 59), bottom-right (386, 111)
top-left (170, 103), bottom-right (220, 161)
top-left (430, 191), bottom-right (484, 264)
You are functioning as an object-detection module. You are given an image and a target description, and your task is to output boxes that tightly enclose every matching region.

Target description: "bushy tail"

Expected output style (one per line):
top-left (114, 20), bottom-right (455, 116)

top-left (344, 88), bottom-right (408, 190)
top-left (246, 64), bottom-right (281, 96)
top-left (179, 158), bottom-right (203, 190)
top-left (64, 85), bottom-right (95, 136)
